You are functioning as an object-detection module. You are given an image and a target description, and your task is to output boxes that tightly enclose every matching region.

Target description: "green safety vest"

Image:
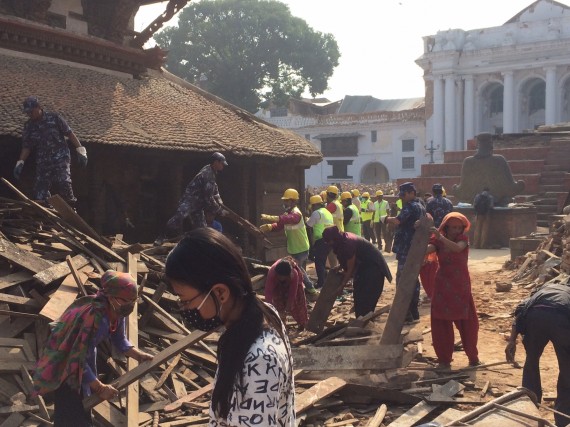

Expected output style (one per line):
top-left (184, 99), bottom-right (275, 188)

top-left (284, 206), bottom-right (310, 255)
top-left (313, 207), bottom-right (334, 240)
top-left (396, 199), bottom-right (402, 215)
top-left (361, 199), bottom-right (374, 222)
top-left (332, 199), bottom-right (344, 232)
top-left (373, 199), bottom-right (389, 223)
top-left (345, 204), bottom-right (361, 236)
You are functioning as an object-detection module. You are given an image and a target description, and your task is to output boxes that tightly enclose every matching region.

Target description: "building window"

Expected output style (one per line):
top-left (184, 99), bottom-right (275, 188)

top-left (327, 160), bottom-right (353, 179)
top-left (371, 130), bottom-right (377, 142)
top-left (305, 134), bottom-right (311, 141)
top-left (529, 81), bottom-right (546, 114)
top-left (402, 157), bottom-right (415, 169)
top-left (270, 107), bottom-right (288, 117)
top-left (402, 139), bottom-right (415, 152)
top-left (490, 86), bottom-right (504, 115)
top-left (321, 137), bottom-right (358, 157)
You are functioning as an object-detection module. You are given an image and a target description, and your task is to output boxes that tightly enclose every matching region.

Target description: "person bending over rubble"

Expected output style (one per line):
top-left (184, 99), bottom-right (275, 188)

top-left (322, 226), bottom-right (392, 318)
top-left (264, 257), bottom-right (309, 330)
top-left (32, 270), bottom-right (153, 427)
top-left (425, 212), bottom-right (481, 370)
top-left (165, 228), bottom-right (295, 426)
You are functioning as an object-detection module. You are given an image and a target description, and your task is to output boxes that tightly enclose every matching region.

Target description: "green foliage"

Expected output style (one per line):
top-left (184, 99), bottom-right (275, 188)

top-left (154, 0), bottom-right (340, 112)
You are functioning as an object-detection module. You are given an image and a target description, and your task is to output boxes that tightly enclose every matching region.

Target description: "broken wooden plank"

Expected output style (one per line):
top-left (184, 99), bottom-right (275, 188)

top-left (126, 254), bottom-right (139, 427)
top-left (92, 401), bottom-right (127, 427)
top-left (33, 254), bottom-right (90, 286)
top-left (0, 413), bottom-right (26, 427)
top-left (431, 408), bottom-right (465, 424)
top-left (83, 329), bottom-right (213, 409)
top-left (0, 272), bottom-right (33, 291)
top-left (48, 195), bottom-right (111, 247)
top-left (0, 236), bottom-right (52, 274)
top-left (381, 216), bottom-right (431, 345)
top-left (387, 380), bottom-right (465, 427)
top-left (306, 270), bottom-right (343, 333)
top-left (295, 377), bottom-right (347, 415)
top-left (39, 267), bottom-right (93, 321)
top-left (292, 344), bottom-right (403, 371)
top-left (366, 404), bottom-right (387, 427)
top-left (163, 383), bottom-right (213, 413)
top-left (65, 255), bottom-right (88, 296)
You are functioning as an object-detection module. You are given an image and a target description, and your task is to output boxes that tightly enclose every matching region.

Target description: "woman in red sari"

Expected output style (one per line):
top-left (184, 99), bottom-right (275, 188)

top-left (426, 212), bottom-right (480, 369)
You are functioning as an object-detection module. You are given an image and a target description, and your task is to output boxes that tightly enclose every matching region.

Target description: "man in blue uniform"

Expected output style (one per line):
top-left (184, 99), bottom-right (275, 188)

top-left (385, 182), bottom-right (426, 322)
top-left (14, 96), bottom-right (87, 207)
top-left (155, 152), bottom-right (228, 245)
top-left (426, 183), bottom-right (453, 228)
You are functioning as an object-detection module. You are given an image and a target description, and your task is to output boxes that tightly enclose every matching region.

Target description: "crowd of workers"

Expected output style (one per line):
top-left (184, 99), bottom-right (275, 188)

top-left (13, 95), bottom-right (569, 426)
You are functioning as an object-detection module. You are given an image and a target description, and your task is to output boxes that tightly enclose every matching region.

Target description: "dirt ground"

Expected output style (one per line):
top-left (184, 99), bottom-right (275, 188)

top-left (304, 247), bottom-right (561, 424)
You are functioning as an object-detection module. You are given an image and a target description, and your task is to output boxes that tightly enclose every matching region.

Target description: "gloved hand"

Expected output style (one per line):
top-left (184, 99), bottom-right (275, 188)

top-left (261, 214), bottom-right (279, 222)
top-left (13, 160), bottom-right (24, 180)
top-left (260, 224), bottom-right (273, 233)
top-left (76, 146), bottom-right (88, 167)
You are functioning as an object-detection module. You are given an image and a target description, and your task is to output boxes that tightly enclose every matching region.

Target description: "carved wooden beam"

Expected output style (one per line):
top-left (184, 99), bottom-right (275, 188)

top-left (131, 0), bottom-right (189, 48)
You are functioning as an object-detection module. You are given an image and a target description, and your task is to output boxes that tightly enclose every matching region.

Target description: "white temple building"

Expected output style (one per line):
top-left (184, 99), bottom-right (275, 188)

top-left (416, 0), bottom-right (570, 155)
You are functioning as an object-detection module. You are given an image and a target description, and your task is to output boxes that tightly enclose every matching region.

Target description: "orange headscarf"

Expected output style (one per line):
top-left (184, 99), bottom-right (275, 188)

top-left (439, 212), bottom-right (471, 233)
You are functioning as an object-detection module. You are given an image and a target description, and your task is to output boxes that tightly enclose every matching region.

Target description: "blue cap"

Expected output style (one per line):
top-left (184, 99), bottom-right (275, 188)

top-left (399, 182), bottom-right (416, 197)
top-left (211, 152), bottom-right (228, 166)
top-left (22, 96), bottom-right (40, 113)
top-left (432, 183), bottom-right (443, 193)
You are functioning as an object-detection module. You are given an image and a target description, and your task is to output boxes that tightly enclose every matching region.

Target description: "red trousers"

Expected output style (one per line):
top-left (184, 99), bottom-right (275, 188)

top-left (431, 306), bottom-right (479, 364)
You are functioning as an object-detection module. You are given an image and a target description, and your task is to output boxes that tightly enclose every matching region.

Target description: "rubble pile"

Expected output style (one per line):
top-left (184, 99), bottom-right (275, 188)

top-left (0, 191), bottom-right (554, 426)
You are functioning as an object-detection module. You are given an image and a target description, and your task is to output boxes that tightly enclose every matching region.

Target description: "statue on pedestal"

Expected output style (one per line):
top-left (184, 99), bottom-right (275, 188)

top-left (452, 133), bottom-right (525, 206)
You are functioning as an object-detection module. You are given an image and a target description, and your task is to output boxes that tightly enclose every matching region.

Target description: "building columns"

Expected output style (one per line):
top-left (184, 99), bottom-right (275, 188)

top-left (444, 75), bottom-right (456, 151)
top-left (464, 76), bottom-right (475, 146)
top-left (503, 71), bottom-right (515, 133)
top-left (545, 66), bottom-right (557, 125)
top-left (433, 75), bottom-right (445, 151)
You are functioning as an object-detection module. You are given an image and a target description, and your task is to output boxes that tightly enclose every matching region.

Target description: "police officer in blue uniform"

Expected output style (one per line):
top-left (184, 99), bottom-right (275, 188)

top-left (14, 96), bottom-right (87, 207)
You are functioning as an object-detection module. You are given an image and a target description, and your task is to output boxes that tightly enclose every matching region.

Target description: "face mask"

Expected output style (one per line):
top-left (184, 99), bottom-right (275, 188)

top-left (180, 288), bottom-right (223, 331)
top-left (110, 297), bottom-right (136, 317)
top-left (282, 204), bottom-right (290, 211)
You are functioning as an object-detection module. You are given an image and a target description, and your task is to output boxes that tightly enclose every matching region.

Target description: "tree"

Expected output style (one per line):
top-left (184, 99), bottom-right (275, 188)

top-left (154, 0), bottom-right (340, 112)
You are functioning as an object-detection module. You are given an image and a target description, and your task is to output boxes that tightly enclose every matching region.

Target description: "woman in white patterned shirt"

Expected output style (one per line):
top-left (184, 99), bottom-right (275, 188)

top-left (165, 228), bottom-right (295, 427)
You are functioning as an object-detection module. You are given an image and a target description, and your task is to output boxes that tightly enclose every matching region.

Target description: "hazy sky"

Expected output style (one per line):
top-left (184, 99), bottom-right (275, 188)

top-left (135, 0), bottom-right (569, 102)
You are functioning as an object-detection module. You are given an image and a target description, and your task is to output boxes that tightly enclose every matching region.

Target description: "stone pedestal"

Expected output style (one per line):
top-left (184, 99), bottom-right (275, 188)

top-left (454, 206), bottom-right (537, 248)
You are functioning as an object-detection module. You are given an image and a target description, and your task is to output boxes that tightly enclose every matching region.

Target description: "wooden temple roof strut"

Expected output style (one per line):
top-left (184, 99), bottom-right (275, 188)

top-left (131, 0), bottom-right (189, 48)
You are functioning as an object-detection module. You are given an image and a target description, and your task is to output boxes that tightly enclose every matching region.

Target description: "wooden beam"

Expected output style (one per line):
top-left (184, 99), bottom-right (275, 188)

top-left (295, 377), bottom-right (346, 415)
top-left (387, 380), bottom-right (464, 427)
top-left (33, 254), bottom-right (90, 286)
top-left (292, 344), bottom-right (403, 371)
top-left (0, 236), bottom-right (52, 274)
top-left (83, 329), bottom-right (213, 409)
top-left (306, 270), bottom-right (343, 333)
top-left (39, 267), bottom-right (93, 321)
top-left (126, 253), bottom-right (139, 427)
top-left (381, 216), bottom-right (431, 345)
top-left (65, 255), bottom-right (88, 297)
top-left (163, 383), bottom-right (213, 413)
top-left (366, 404), bottom-right (387, 427)
top-left (92, 401), bottom-right (127, 427)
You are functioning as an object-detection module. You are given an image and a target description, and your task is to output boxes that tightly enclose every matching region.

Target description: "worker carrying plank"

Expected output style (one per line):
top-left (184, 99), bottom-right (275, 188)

top-left (155, 152), bottom-right (229, 245)
top-left (32, 270), bottom-right (153, 426)
top-left (259, 188), bottom-right (318, 297)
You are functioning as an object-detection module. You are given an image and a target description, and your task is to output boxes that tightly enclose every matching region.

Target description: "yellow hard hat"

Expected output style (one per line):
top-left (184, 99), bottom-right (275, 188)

top-left (362, 192), bottom-right (370, 198)
top-left (309, 195), bottom-right (323, 205)
top-left (341, 191), bottom-right (352, 201)
top-left (351, 189), bottom-right (360, 197)
top-left (281, 188), bottom-right (299, 200)
top-left (326, 185), bottom-right (339, 195)
top-left (320, 190), bottom-right (328, 200)
top-left (376, 190), bottom-right (384, 196)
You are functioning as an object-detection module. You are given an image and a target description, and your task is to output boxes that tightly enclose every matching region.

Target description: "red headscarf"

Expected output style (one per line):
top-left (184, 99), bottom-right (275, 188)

top-left (439, 212), bottom-right (471, 234)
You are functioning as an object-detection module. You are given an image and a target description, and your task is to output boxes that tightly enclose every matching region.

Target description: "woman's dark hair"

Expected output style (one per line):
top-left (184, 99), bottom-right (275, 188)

top-left (275, 258), bottom-right (292, 276)
top-left (164, 227), bottom-right (285, 418)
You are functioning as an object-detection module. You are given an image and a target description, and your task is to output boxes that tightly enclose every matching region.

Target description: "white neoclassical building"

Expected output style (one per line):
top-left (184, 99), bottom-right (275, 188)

top-left (257, 96), bottom-right (426, 187)
top-left (416, 0), bottom-right (570, 154)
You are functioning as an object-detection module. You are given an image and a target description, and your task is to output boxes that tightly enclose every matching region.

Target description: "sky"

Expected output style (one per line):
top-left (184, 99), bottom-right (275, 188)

top-left (135, 0), bottom-right (570, 102)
